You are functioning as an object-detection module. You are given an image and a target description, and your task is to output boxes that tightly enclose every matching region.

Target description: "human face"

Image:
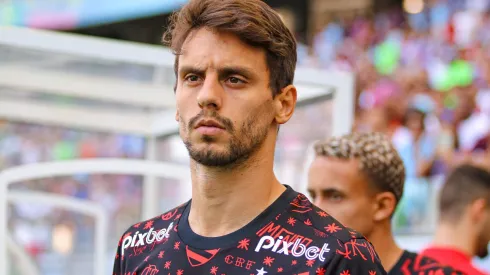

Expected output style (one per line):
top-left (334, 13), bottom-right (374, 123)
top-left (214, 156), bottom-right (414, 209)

top-left (405, 110), bottom-right (424, 134)
top-left (175, 28), bottom-right (277, 167)
top-left (308, 157), bottom-right (377, 237)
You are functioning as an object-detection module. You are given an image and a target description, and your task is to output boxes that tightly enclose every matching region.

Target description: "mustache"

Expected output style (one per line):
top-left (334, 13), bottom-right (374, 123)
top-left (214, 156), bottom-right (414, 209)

top-left (188, 111), bottom-right (235, 132)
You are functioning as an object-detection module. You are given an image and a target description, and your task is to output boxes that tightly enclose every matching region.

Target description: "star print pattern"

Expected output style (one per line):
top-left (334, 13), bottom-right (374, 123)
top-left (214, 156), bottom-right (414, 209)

top-left (113, 187), bottom-right (387, 275)
top-left (325, 223), bottom-right (341, 233)
top-left (287, 217), bottom-right (296, 226)
top-left (237, 238), bottom-right (250, 250)
top-left (256, 267), bottom-right (267, 275)
top-left (263, 256), bottom-right (274, 266)
top-left (317, 211), bottom-right (328, 217)
top-left (144, 220), bottom-right (154, 230)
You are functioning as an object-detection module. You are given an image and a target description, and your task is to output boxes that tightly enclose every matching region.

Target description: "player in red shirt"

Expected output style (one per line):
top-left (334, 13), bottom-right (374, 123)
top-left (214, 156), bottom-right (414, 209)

top-left (112, 0), bottom-right (386, 274)
top-left (308, 132), bottom-right (463, 274)
top-left (420, 164), bottom-right (490, 275)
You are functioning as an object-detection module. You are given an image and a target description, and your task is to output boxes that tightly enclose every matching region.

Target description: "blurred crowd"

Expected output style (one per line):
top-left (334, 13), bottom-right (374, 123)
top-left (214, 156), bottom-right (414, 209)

top-left (304, 0), bottom-right (490, 179)
top-left (2, 0), bottom-right (490, 271)
top-left (0, 121), bottom-right (144, 263)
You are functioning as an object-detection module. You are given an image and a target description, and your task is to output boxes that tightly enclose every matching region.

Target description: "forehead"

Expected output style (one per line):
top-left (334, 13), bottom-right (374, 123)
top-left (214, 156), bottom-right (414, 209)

top-left (178, 28), bottom-right (268, 73)
top-left (308, 156), bottom-right (369, 191)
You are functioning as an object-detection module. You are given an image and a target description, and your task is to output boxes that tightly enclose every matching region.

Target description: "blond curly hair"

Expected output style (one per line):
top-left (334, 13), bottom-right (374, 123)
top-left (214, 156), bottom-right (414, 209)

top-left (314, 132), bottom-right (406, 202)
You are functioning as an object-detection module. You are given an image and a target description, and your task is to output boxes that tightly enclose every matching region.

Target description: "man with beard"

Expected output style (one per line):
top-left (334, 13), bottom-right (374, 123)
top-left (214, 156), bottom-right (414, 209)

top-left (420, 164), bottom-right (490, 275)
top-left (112, 0), bottom-right (386, 274)
top-left (308, 132), bottom-right (464, 274)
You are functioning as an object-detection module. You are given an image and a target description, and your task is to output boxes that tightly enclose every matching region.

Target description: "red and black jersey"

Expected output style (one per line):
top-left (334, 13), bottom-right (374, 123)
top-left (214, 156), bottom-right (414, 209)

top-left (389, 250), bottom-right (465, 275)
top-left (421, 247), bottom-right (489, 275)
top-left (113, 186), bottom-right (387, 275)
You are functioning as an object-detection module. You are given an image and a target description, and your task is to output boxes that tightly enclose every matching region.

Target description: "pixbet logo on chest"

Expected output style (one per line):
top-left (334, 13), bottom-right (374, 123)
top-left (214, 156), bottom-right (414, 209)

top-left (121, 222), bottom-right (173, 256)
top-left (255, 235), bottom-right (330, 262)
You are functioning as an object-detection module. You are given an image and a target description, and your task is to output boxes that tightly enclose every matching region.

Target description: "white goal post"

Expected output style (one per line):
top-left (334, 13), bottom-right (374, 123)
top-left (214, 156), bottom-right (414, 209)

top-left (0, 159), bottom-right (191, 275)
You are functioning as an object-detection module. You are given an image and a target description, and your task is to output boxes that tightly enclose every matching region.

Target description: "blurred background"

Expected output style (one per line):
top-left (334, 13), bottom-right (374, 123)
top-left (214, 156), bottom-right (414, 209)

top-left (1, 0), bottom-right (490, 274)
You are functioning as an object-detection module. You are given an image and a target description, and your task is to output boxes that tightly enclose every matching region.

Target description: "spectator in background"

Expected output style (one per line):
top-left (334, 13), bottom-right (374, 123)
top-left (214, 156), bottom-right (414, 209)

top-left (421, 164), bottom-right (490, 275)
top-left (308, 132), bottom-right (462, 274)
top-left (392, 107), bottom-right (436, 179)
top-left (0, 121), bottom-right (146, 260)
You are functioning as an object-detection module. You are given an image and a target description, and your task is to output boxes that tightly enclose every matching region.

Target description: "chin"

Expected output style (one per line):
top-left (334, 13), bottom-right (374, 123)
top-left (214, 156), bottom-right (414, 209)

top-left (190, 151), bottom-right (237, 167)
top-left (194, 140), bottom-right (227, 150)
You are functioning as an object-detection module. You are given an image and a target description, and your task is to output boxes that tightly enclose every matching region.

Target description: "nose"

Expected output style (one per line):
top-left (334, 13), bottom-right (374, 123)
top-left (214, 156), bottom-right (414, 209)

top-left (197, 73), bottom-right (223, 111)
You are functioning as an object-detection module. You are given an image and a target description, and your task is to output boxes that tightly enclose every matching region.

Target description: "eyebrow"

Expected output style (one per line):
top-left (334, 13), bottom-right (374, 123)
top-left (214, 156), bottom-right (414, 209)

top-left (218, 66), bottom-right (255, 80)
top-left (179, 66), bottom-right (205, 78)
top-left (308, 188), bottom-right (344, 194)
top-left (178, 65), bottom-right (256, 80)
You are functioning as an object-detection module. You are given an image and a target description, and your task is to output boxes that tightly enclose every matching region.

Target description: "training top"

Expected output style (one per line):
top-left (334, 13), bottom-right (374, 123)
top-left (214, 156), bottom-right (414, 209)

top-left (113, 186), bottom-right (387, 275)
top-left (389, 250), bottom-right (465, 275)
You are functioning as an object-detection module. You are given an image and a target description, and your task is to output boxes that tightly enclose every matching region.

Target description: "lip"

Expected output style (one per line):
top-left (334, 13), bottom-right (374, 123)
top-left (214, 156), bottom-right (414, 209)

top-left (194, 119), bottom-right (225, 130)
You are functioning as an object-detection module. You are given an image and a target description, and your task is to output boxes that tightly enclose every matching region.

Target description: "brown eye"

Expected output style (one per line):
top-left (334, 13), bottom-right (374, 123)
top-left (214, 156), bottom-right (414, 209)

top-left (226, 76), bottom-right (246, 85)
top-left (328, 193), bottom-right (343, 202)
top-left (185, 75), bottom-right (200, 82)
top-left (229, 77), bottom-right (242, 84)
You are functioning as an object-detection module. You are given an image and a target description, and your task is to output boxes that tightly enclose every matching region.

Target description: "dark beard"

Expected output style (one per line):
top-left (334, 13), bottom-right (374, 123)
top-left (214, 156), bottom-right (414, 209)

top-left (182, 101), bottom-right (272, 168)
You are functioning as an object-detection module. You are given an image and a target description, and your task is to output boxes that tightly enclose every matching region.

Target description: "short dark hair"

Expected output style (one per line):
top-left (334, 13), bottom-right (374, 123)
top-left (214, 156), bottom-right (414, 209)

top-left (439, 164), bottom-right (490, 222)
top-left (163, 0), bottom-right (297, 96)
top-left (314, 132), bottom-right (406, 205)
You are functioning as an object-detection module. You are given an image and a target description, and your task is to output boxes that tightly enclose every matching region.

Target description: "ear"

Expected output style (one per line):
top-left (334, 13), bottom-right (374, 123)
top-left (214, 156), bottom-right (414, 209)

top-left (274, 84), bottom-right (297, 125)
top-left (175, 109), bottom-right (180, 122)
top-left (469, 198), bottom-right (487, 224)
top-left (372, 192), bottom-right (397, 222)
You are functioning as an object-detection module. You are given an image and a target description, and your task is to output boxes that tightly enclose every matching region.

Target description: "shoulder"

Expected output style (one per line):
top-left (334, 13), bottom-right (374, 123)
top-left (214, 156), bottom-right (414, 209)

top-left (395, 251), bottom-right (466, 275)
top-left (284, 192), bottom-right (381, 264)
top-left (288, 192), bottom-right (365, 243)
top-left (417, 254), bottom-right (467, 275)
top-left (116, 202), bottom-right (188, 255)
top-left (258, 192), bottom-right (385, 273)
top-left (126, 202), bottom-right (186, 234)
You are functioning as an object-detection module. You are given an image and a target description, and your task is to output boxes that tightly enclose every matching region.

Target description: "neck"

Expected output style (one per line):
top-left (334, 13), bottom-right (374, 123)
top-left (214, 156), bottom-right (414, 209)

top-left (368, 222), bottom-right (404, 272)
top-left (188, 139), bottom-right (285, 237)
top-left (432, 220), bottom-right (475, 257)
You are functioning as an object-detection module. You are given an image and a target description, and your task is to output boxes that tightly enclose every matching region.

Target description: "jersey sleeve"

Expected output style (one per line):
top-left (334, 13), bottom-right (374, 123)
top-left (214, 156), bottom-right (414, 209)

top-left (328, 237), bottom-right (387, 275)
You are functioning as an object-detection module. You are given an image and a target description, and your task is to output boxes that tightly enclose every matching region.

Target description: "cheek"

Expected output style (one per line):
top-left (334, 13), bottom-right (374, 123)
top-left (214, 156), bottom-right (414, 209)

top-left (176, 90), bottom-right (197, 115)
top-left (235, 101), bottom-right (274, 131)
top-left (317, 200), bottom-right (356, 225)
top-left (327, 200), bottom-right (373, 230)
